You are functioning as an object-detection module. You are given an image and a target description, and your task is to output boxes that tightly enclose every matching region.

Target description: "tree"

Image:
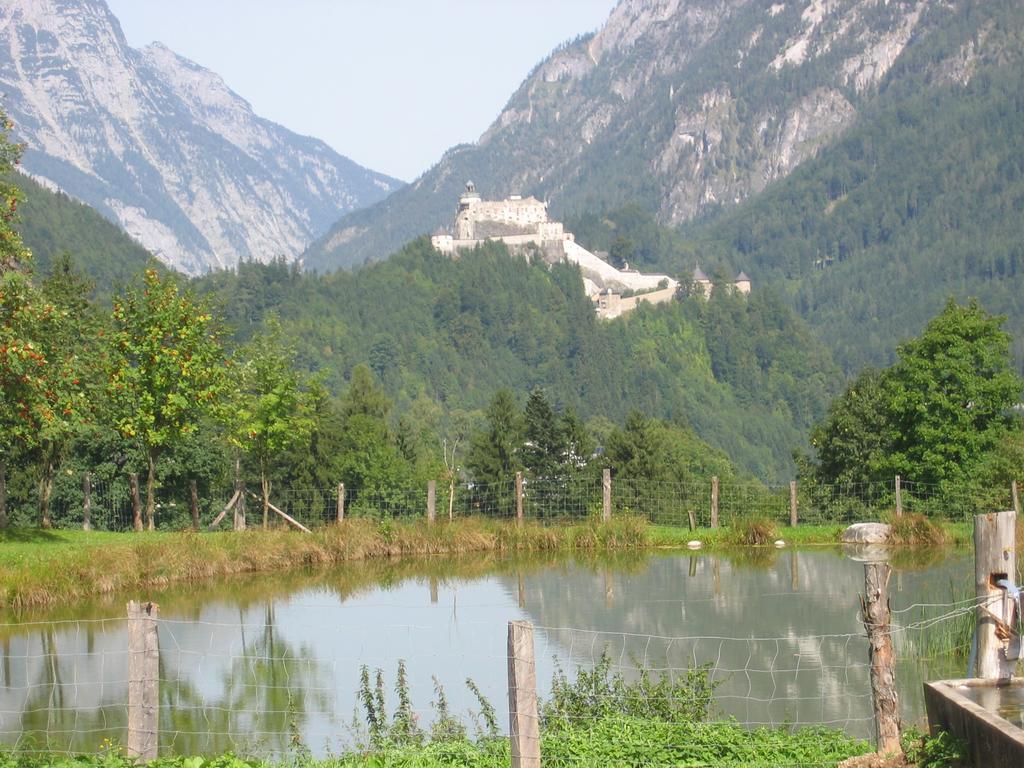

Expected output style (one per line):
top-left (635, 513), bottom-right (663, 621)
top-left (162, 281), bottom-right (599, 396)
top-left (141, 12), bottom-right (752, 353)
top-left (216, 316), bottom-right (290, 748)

top-left (466, 389), bottom-right (522, 513)
top-left (107, 269), bottom-right (228, 530)
top-left (809, 299), bottom-right (1024, 491)
top-left (227, 316), bottom-right (314, 528)
top-left (522, 388), bottom-right (565, 487)
top-left (884, 299), bottom-right (1022, 487)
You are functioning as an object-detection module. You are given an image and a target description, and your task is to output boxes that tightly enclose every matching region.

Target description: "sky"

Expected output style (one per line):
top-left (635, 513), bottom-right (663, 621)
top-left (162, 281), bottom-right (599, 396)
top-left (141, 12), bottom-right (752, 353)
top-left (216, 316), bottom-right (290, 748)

top-left (105, 1), bottom-right (617, 182)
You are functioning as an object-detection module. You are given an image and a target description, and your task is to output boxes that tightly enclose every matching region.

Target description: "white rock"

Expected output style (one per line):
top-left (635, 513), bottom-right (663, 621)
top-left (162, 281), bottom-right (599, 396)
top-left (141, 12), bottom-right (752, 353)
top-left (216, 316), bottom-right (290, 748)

top-left (841, 522), bottom-right (892, 545)
top-left (686, 540), bottom-right (702, 549)
top-left (774, 540), bottom-right (786, 548)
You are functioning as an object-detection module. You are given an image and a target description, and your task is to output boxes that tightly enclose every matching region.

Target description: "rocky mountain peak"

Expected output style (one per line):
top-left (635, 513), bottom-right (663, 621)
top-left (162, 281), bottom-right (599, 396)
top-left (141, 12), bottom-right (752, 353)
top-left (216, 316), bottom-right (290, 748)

top-left (0, 0), bottom-right (401, 273)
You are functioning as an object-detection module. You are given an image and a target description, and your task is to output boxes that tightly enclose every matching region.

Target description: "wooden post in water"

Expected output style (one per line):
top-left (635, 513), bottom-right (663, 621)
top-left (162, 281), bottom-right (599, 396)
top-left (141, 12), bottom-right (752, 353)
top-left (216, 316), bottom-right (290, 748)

top-left (789, 480), bottom-right (798, 527)
top-left (894, 476), bottom-right (903, 518)
top-left (427, 480), bottom-right (436, 524)
top-left (127, 601), bottom-right (159, 762)
top-left (861, 562), bottom-right (900, 756)
top-left (82, 472), bottom-right (92, 531)
top-left (189, 481), bottom-right (200, 531)
top-left (336, 483), bottom-right (345, 523)
top-left (710, 476), bottom-right (719, 529)
top-left (974, 510), bottom-right (1017, 681)
top-left (515, 472), bottom-right (524, 525)
top-left (602, 468), bottom-right (612, 524)
top-left (1012, 481), bottom-right (1021, 517)
top-left (129, 473), bottom-right (143, 532)
top-left (507, 620), bottom-right (541, 768)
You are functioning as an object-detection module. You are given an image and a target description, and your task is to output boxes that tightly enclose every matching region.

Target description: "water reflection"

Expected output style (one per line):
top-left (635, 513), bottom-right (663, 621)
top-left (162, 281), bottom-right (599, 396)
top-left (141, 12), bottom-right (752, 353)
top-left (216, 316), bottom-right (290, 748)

top-left (0, 548), bottom-right (971, 757)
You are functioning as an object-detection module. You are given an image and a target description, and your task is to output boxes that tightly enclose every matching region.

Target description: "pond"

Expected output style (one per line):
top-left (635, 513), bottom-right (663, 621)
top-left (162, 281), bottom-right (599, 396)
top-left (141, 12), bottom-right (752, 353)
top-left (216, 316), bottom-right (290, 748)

top-left (0, 546), bottom-right (972, 757)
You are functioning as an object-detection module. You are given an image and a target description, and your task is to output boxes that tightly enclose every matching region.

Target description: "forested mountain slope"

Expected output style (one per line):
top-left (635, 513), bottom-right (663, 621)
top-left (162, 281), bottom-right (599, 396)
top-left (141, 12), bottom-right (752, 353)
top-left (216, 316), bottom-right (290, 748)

top-left (678, 0), bottom-right (1024, 372)
top-left (305, 0), bottom-right (988, 272)
top-left (9, 171), bottom-right (156, 291)
top-left (197, 241), bottom-right (840, 481)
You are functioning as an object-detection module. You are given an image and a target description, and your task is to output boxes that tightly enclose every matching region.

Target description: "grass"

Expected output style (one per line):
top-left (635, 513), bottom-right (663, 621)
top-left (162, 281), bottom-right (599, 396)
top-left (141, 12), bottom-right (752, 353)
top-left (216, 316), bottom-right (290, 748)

top-left (0, 516), bottom-right (647, 611)
top-left (0, 513), bottom-right (976, 612)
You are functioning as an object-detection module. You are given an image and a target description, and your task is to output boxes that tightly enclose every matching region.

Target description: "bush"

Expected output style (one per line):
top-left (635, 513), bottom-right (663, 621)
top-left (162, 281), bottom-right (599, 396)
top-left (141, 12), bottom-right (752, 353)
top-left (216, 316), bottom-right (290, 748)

top-left (728, 515), bottom-right (779, 546)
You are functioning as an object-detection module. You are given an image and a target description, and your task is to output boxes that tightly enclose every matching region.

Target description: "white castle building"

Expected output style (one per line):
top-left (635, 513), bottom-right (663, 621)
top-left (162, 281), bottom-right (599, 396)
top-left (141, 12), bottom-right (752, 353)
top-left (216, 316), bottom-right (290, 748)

top-left (432, 183), bottom-right (679, 319)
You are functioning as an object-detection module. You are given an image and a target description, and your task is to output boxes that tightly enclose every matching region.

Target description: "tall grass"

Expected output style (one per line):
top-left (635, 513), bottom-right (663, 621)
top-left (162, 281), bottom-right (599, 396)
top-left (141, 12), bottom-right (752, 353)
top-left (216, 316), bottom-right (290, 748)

top-left (0, 515), bottom-right (647, 610)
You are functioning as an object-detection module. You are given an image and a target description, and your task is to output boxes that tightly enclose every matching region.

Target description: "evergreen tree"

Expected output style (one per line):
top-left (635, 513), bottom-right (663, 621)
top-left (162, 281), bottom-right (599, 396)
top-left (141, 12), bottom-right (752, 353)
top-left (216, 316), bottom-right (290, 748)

top-left (466, 389), bottom-right (522, 513)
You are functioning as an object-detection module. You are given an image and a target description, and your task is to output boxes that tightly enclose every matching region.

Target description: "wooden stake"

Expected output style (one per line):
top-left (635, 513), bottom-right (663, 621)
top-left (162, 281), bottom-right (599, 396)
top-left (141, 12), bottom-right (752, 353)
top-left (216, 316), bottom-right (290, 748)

top-left (0, 456), bottom-right (7, 529)
top-left (246, 491), bottom-right (312, 533)
top-left (687, 509), bottom-right (696, 532)
top-left (861, 563), bottom-right (901, 756)
top-left (602, 468), bottom-right (611, 524)
top-left (710, 476), bottom-right (719, 529)
top-left (337, 483), bottom-right (345, 523)
top-left (789, 480), bottom-right (798, 527)
top-left (974, 510), bottom-right (1017, 680)
top-left (82, 472), bottom-right (92, 531)
top-left (207, 490), bottom-right (240, 530)
top-left (894, 475), bottom-right (903, 518)
top-left (427, 480), bottom-right (436, 524)
top-left (233, 466), bottom-right (246, 531)
top-left (127, 601), bottom-right (159, 762)
top-left (515, 472), bottom-right (524, 525)
top-left (1012, 481), bottom-right (1021, 517)
top-left (507, 620), bottom-right (541, 768)
top-left (129, 473), bottom-right (143, 532)
top-left (189, 481), bottom-right (200, 531)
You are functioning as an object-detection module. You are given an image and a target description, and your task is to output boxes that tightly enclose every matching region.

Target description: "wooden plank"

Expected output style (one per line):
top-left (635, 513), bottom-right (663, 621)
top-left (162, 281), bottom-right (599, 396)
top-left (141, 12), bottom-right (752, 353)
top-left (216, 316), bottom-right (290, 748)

top-left (127, 601), bottom-right (159, 762)
top-left (861, 562), bottom-right (900, 756)
top-left (507, 620), bottom-right (541, 768)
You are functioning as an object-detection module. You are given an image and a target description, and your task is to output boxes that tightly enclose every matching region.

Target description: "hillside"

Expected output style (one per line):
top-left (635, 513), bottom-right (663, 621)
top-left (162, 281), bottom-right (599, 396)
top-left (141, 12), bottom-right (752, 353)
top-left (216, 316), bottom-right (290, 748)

top-left (196, 241), bottom-right (840, 481)
top-left (8, 171), bottom-right (156, 290)
top-left (0, 0), bottom-right (401, 274)
top-left (676, 0), bottom-right (1024, 372)
top-left (305, 0), bottom-right (968, 272)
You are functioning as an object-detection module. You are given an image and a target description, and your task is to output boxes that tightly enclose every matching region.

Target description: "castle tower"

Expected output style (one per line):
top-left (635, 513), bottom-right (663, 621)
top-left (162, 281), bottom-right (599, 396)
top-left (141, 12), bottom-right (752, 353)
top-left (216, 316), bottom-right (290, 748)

top-left (455, 181), bottom-right (481, 239)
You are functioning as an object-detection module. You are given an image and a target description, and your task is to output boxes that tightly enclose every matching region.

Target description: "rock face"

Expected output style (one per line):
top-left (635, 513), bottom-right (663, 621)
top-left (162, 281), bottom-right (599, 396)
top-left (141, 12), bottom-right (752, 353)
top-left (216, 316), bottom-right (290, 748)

top-left (0, 0), bottom-right (401, 274)
top-left (306, 0), bottom-right (951, 271)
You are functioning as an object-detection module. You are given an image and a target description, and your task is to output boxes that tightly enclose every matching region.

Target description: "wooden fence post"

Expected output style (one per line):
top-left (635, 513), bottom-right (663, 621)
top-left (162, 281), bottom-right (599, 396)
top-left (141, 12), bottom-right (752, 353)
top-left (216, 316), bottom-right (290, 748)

top-left (337, 483), bottom-right (345, 523)
top-left (974, 510), bottom-right (1017, 680)
top-left (602, 468), bottom-right (611, 524)
top-left (507, 620), bottom-right (541, 768)
top-left (894, 475), bottom-right (903, 517)
top-left (127, 601), bottom-right (160, 762)
top-left (82, 472), bottom-right (92, 531)
top-left (189, 481), bottom-right (200, 531)
top-left (515, 472), bottom-right (524, 525)
top-left (861, 562), bottom-right (900, 756)
top-left (789, 480), bottom-right (798, 527)
top-left (427, 480), bottom-right (436, 524)
top-left (233, 476), bottom-right (246, 531)
top-left (0, 456), bottom-right (7, 529)
top-left (1012, 481), bottom-right (1021, 517)
top-left (710, 476), bottom-right (719, 529)
top-left (129, 473), bottom-right (143, 532)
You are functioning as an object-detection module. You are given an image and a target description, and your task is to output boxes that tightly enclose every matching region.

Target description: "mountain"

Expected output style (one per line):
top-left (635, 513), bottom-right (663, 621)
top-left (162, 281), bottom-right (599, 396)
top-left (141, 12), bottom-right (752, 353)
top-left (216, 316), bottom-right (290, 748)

top-left (673, 0), bottom-right (1024, 373)
top-left (0, 0), bottom-right (402, 274)
top-left (304, 0), bottom-right (941, 272)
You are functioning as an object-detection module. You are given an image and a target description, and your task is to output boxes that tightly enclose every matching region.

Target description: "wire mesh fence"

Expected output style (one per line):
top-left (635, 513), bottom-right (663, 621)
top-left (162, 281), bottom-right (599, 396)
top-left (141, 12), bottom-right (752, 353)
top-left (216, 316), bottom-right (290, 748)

top-left (2, 471), bottom-right (1018, 532)
top-left (0, 586), bottom-right (985, 762)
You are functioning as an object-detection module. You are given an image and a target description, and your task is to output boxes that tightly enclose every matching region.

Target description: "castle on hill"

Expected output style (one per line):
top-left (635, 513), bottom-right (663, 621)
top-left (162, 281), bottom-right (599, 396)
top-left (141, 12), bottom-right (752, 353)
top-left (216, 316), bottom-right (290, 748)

top-left (431, 183), bottom-right (679, 319)
top-left (691, 264), bottom-right (752, 298)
